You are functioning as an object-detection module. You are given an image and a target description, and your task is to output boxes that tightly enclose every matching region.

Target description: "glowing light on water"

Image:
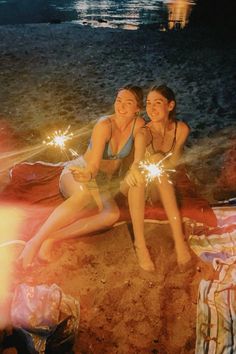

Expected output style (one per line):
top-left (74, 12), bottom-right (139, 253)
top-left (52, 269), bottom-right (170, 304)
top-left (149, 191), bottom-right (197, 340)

top-left (164, 0), bottom-right (196, 30)
top-left (139, 152), bottom-right (175, 184)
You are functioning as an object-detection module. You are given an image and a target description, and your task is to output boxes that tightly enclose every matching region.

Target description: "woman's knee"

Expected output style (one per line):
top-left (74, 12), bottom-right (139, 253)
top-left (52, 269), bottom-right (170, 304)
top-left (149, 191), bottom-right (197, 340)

top-left (102, 202), bottom-right (120, 227)
top-left (60, 188), bottom-right (93, 214)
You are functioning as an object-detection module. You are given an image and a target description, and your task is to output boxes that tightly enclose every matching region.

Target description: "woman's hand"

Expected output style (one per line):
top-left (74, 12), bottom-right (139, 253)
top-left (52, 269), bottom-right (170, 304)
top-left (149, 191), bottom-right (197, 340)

top-left (70, 166), bottom-right (93, 183)
top-left (125, 166), bottom-right (145, 187)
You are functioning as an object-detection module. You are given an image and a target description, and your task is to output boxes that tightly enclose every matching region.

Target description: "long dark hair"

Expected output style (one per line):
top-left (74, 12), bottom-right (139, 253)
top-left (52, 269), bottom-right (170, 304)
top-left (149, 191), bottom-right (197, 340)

top-left (118, 84), bottom-right (144, 110)
top-left (148, 84), bottom-right (177, 121)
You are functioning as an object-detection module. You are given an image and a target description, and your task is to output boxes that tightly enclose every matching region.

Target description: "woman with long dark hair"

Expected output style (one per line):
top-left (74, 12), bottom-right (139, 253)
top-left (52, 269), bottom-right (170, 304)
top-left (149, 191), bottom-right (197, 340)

top-left (126, 84), bottom-right (192, 272)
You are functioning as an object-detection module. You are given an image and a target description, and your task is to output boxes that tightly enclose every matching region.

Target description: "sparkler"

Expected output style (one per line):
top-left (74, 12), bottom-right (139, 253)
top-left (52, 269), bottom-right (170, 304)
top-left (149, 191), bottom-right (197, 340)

top-left (69, 148), bottom-right (79, 157)
top-left (139, 152), bottom-right (176, 184)
top-left (43, 125), bottom-right (79, 159)
top-left (43, 125), bottom-right (73, 150)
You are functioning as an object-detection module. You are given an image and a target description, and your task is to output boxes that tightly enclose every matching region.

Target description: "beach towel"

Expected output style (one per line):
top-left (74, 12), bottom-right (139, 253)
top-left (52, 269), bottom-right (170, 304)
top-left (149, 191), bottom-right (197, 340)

top-left (195, 257), bottom-right (236, 354)
top-left (0, 161), bottom-right (217, 242)
top-left (189, 207), bottom-right (236, 263)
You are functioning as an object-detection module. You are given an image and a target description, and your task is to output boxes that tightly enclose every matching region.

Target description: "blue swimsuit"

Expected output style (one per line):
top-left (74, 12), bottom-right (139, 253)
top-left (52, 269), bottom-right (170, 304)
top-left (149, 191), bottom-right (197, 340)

top-left (90, 116), bottom-right (137, 160)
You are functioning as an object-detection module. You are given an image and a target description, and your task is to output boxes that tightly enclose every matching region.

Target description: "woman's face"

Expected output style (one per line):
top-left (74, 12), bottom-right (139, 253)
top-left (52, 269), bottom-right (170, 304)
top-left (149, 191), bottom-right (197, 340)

top-left (146, 91), bottom-right (174, 123)
top-left (114, 89), bottom-right (139, 120)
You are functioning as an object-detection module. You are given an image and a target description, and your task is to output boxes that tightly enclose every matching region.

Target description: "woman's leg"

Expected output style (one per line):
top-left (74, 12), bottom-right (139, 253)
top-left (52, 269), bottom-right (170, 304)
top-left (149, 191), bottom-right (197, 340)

top-left (127, 182), bottom-right (155, 271)
top-left (18, 173), bottom-right (95, 268)
top-left (154, 175), bottom-right (191, 268)
top-left (38, 192), bottom-right (120, 261)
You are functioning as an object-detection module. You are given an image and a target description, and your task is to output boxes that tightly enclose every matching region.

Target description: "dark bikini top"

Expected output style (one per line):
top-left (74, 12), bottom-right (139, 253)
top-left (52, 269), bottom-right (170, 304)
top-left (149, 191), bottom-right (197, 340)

top-left (89, 116), bottom-right (137, 160)
top-left (147, 121), bottom-right (178, 157)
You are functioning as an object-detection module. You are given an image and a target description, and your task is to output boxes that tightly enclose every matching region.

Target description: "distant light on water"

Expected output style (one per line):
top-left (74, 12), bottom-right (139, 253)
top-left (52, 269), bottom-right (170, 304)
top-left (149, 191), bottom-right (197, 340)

top-left (164, 0), bottom-right (196, 30)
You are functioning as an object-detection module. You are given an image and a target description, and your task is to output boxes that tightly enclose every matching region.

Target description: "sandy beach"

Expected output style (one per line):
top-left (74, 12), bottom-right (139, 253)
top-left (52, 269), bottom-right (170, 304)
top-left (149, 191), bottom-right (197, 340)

top-left (0, 22), bottom-right (235, 353)
top-left (0, 22), bottom-right (235, 198)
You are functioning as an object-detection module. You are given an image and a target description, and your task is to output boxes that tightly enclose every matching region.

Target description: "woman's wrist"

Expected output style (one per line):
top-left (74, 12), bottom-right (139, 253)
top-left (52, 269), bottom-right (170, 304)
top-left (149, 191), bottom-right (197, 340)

top-left (130, 162), bottom-right (140, 171)
top-left (88, 171), bottom-right (93, 180)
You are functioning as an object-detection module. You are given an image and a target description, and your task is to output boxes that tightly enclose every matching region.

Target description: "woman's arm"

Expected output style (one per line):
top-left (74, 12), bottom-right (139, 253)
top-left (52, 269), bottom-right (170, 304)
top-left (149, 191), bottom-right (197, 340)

top-left (131, 127), bottom-right (147, 168)
top-left (125, 127), bottom-right (147, 187)
top-left (170, 121), bottom-right (190, 166)
top-left (71, 119), bottom-right (110, 181)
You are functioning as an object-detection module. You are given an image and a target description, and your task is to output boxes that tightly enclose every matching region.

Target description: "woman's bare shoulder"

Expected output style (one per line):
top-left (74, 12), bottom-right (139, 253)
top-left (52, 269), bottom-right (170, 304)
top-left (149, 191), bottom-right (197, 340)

top-left (133, 118), bottom-right (147, 139)
top-left (96, 115), bottom-right (113, 127)
top-left (176, 120), bottom-right (190, 142)
top-left (177, 120), bottom-right (190, 131)
top-left (93, 116), bottom-right (112, 136)
top-left (135, 116), bottom-right (146, 128)
top-left (176, 120), bottom-right (190, 134)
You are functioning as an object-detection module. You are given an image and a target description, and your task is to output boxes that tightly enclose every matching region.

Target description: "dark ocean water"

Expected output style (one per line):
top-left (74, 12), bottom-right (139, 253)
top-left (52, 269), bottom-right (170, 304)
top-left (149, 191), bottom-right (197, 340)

top-left (0, 0), bottom-right (197, 30)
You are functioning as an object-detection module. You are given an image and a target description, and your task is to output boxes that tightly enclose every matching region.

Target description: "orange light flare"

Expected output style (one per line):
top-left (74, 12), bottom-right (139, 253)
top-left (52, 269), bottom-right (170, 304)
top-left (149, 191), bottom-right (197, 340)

top-left (0, 205), bottom-right (26, 329)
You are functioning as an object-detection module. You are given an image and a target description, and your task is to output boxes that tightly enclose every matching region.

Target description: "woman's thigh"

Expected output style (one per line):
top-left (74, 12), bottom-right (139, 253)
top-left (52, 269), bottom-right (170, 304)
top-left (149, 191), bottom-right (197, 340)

top-left (59, 171), bottom-right (90, 198)
top-left (147, 182), bottom-right (161, 203)
top-left (99, 191), bottom-right (120, 223)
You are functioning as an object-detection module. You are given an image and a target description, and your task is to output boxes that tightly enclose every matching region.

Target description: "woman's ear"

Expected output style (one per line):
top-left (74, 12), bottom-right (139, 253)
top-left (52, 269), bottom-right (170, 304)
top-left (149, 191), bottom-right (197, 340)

top-left (168, 100), bottom-right (175, 112)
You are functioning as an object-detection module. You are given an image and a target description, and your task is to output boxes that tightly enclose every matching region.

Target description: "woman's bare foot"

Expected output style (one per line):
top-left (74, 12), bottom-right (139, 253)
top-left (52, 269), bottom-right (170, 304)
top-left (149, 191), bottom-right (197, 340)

top-left (38, 238), bottom-right (55, 263)
top-left (134, 244), bottom-right (155, 272)
top-left (175, 242), bottom-right (192, 272)
top-left (17, 238), bottom-right (41, 270)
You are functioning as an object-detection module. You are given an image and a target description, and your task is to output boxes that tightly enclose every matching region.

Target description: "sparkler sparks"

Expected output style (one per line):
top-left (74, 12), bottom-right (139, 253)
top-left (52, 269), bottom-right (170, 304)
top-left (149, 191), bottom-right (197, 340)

top-left (139, 152), bottom-right (176, 184)
top-left (43, 126), bottom-right (73, 150)
top-left (69, 148), bottom-right (79, 157)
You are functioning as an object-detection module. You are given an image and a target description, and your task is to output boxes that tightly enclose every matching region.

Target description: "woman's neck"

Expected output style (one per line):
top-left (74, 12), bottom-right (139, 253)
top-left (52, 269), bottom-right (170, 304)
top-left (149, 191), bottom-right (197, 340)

top-left (113, 114), bottom-right (135, 132)
top-left (151, 119), bottom-right (169, 135)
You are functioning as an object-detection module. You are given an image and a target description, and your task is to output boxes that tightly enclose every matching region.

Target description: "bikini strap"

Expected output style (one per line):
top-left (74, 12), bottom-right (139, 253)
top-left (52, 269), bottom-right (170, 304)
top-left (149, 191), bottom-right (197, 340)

top-left (131, 116), bottom-right (138, 136)
top-left (107, 116), bottom-right (113, 142)
top-left (171, 120), bottom-right (178, 150)
top-left (147, 125), bottom-right (156, 153)
top-left (145, 124), bottom-right (153, 142)
top-left (174, 120), bottom-right (178, 138)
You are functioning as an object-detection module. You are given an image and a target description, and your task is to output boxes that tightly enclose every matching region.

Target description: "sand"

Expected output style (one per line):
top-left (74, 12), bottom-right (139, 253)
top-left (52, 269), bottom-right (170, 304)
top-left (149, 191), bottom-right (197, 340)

top-left (0, 22), bottom-right (235, 199)
top-left (0, 22), bottom-right (235, 353)
top-left (3, 222), bottom-right (211, 354)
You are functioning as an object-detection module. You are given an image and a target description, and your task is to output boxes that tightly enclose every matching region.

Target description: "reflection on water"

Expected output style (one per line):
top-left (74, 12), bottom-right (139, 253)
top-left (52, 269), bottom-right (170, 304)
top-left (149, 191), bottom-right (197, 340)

top-left (62, 0), bottom-right (164, 30)
top-left (56, 0), bottom-right (197, 30)
top-left (0, 0), bottom-right (197, 30)
top-left (164, 0), bottom-right (196, 30)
